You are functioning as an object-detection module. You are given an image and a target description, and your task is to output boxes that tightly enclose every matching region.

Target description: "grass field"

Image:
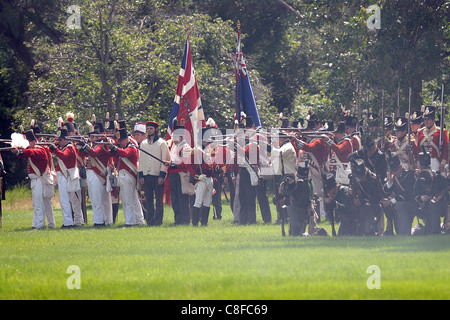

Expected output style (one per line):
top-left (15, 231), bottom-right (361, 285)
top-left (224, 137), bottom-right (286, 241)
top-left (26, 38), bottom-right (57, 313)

top-left (1, 186), bottom-right (450, 300)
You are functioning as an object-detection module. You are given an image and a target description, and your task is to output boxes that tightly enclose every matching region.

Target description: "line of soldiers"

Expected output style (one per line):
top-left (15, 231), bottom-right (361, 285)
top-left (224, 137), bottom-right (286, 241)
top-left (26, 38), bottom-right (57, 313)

top-left (5, 103), bottom-right (450, 236)
top-left (288, 104), bottom-right (450, 236)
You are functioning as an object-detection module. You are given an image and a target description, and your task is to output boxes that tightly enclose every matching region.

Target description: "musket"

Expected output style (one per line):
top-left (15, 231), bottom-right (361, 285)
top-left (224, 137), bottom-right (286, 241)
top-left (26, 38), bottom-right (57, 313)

top-left (0, 139), bottom-right (12, 143)
top-left (355, 81), bottom-right (360, 132)
top-left (439, 85), bottom-right (444, 159)
top-left (66, 136), bottom-right (88, 142)
top-left (0, 147), bottom-right (15, 152)
top-left (301, 134), bottom-right (331, 139)
top-left (208, 133), bottom-right (237, 140)
top-left (322, 173), bottom-right (336, 236)
top-left (349, 160), bottom-right (361, 236)
top-left (299, 131), bottom-right (334, 135)
top-left (131, 145), bottom-right (170, 166)
top-left (90, 134), bottom-right (115, 138)
top-left (381, 89), bottom-right (385, 151)
top-left (269, 127), bottom-right (303, 131)
top-left (95, 141), bottom-right (170, 165)
top-left (36, 142), bottom-right (54, 146)
top-left (35, 133), bottom-right (58, 138)
top-left (407, 87), bottom-right (416, 171)
top-left (269, 129), bottom-right (334, 137)
top-left (222, 186), bottom-right (229, 204)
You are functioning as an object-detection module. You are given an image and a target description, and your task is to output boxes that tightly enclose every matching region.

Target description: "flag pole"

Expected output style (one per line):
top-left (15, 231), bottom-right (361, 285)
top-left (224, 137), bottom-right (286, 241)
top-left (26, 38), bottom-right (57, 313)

top-left (235, 20), bottom-right (241, 131)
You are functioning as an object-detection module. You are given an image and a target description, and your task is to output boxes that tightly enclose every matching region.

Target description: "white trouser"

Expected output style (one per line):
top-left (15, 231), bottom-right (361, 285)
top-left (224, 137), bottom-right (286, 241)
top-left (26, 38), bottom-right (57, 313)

top-left (29, 174), bottom-right (45, 229)
top-left (119, 170), bottom-right (144, 225)
top-left (193, 176), bottom-right (213, 208)
top-left (43, 196), bottom-right (55, 228)
top-left (57, 172), bottom-right (73, 227)
top-left (57, 172), bottom-right (83, 227)
top-left (102, 192), bottom-right (113, 226)
top-left (70, 189), bottom-right (84, 226)
top-left (87, 170), bottom-right (113, 225)
top-left (30, 173), bottom-right (55, 228)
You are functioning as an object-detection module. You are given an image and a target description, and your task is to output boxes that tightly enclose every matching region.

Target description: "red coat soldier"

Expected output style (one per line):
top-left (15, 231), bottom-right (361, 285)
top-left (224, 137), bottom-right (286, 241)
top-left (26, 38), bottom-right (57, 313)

top-left (416, 105), bottom-right (448, 172)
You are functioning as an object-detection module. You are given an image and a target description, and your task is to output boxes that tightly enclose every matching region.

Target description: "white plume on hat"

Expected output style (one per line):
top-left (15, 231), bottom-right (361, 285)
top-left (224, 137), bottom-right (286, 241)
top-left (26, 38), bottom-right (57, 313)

top-left (66, 112), bottom-right (75, 122)
top-left (206, 117), bottom-right (217, 128)
top-left (86, 120), bottom-right (94, 132)
top-left (278, 112), bottom-right (283, 127)
top-left (58, 117), bottom-right (64, 129)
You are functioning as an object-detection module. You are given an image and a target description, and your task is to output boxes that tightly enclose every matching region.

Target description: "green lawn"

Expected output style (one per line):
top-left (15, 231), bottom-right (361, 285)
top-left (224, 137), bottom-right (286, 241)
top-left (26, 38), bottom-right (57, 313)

top-left (1, 186), bottom-right (450, 300)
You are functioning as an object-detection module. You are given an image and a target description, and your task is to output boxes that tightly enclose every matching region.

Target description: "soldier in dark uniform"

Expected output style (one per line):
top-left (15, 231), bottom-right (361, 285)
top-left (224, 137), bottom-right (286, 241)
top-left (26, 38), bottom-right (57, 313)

top-left (278, 170), bottom-right (310, 236)
top-left (413, 149), bottom-right (448, 235)
top-left (350, 158), bottom-right (387, 236)
top-left (348, 139), bottom-right (388, 186)
top-left (323, 172), bottom-right (356, 236)
top-left (381, 152), bottom-right (417, 235)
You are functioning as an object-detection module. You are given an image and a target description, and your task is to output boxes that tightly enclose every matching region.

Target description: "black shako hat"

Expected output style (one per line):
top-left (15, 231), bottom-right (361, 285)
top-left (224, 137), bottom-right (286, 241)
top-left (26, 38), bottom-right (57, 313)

top-left (24, 130), bottom-right (37, 142)
top-left (394, 117), bottom-right (408, 131)
top-left (410, 110), bottom-right (423, 124)
top-left (423, 105), bottom-right (436, 119)
top-left (116, 128), bottom-right (128, 141)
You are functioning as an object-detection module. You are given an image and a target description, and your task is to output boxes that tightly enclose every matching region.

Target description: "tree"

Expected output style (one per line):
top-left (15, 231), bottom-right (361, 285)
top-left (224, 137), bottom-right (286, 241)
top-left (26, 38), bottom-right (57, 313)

top-left (16, 0), bottom-right (257, 132)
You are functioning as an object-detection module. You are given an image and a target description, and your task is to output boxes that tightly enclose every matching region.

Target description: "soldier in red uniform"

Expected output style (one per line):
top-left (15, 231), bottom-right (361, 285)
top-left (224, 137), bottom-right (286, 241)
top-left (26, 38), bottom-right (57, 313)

top-left (109, 127), bottom-right (145, 226)
top-left (49, 125), bottom-right (84, 228)
top-left (12, 130), bottom-right (55, 229)
top-left (345, 116), bottom-right (362, 152)
top-left (29, 120), bottom-right (56, 227)
top-left (168, 125), bottom-right (192, 225)
top-left (185, 127), bottom-right (215, 226)
top-left (321, 123), bottom-right (353, 186)
top-left (391, 116), bottom-right (420, 171)
top-left (416, 105), bottom-right (448, 172)
top-left (291, 125), bottom-right (329, 220)
top-left (65, 114), bottom-right (87, 224)
top-left (79, 122), bottom-right (113, 226)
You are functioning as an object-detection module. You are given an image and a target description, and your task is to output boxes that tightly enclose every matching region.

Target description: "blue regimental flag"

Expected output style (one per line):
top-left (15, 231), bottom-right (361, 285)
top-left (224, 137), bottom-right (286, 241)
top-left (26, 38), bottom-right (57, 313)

top-left (235, 27), bottom-right (261, 127)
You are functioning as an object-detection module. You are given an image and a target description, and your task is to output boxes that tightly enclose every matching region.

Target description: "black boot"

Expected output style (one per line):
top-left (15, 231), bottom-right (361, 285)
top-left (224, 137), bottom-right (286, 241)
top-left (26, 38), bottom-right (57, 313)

top-left (201, 206), bottom-right (211, 226)
top-left (192, 206), bottom-right (201, 227)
